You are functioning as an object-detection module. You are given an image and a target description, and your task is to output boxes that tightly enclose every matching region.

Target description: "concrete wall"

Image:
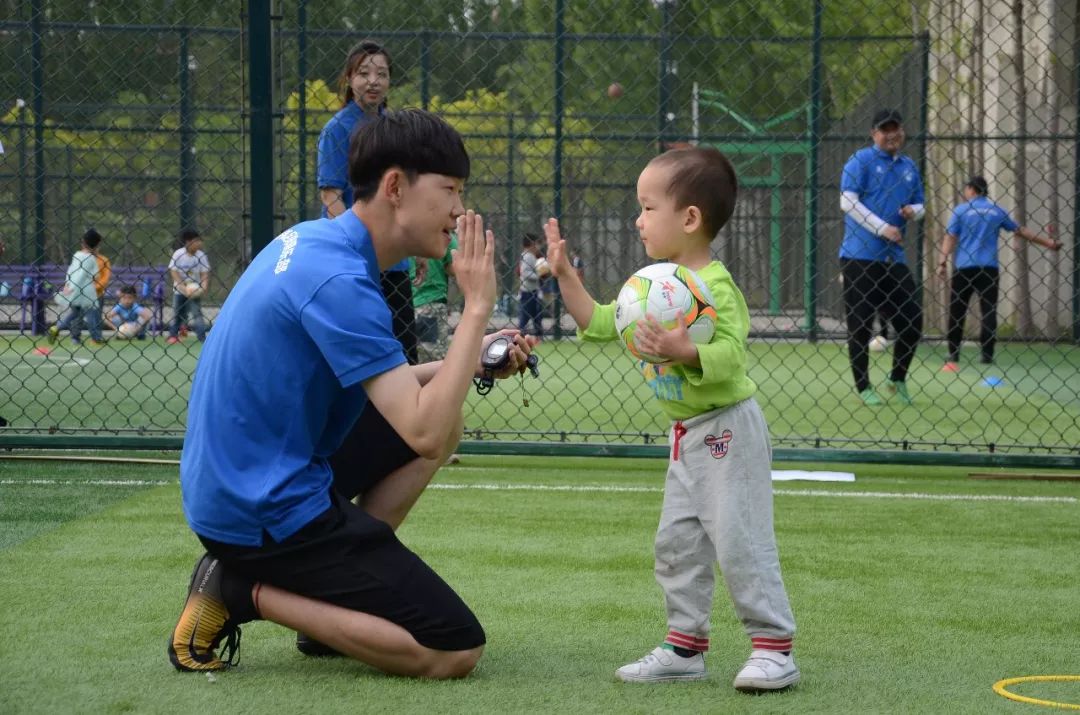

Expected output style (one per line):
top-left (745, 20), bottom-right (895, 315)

top-left (927, 0), bottom-right (1077, 336)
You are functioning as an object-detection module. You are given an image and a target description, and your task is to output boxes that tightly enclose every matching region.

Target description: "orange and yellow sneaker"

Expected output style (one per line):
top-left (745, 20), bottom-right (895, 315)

top-left (168, 554), bottom-right (242, 672)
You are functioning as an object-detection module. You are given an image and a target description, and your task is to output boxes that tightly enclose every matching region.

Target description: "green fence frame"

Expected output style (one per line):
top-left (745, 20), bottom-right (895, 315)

top-left (1, 2), bottom-right (1078, 470)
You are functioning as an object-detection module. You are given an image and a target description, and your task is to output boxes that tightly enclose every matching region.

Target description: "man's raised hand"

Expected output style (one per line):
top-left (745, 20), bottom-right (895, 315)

top-left (452, 210), bottom-right (496, 313)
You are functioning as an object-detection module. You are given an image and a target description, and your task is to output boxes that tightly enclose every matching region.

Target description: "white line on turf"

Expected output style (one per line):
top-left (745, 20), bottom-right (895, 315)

top-left (9, 356), bottom-right (92, 370)
top-left (0, 479), bottom-right (1074, 504)
top-left (0, 479), bottom-right (172, 486)
top-left (429, 483), bottom-right (1076, 504)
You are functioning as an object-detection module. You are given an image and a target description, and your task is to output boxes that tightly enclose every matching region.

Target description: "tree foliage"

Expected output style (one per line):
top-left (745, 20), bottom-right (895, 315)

top-left (0, 0), bottom-right (928, 267)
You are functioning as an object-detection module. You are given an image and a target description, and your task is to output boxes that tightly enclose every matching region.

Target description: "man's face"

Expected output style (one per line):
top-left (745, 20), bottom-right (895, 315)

top-left (186, 238), bottom-right (203, 254)
top-left (872, 122), bottom-right (905, 155)
top-left (350, 53), bottom-right (390, 112)
top-left (397, 173), bottom-right (465, 259)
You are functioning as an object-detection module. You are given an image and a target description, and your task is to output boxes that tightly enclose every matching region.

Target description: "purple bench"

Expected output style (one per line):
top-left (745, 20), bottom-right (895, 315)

top-left (0, 264), bottom-right (168, 335)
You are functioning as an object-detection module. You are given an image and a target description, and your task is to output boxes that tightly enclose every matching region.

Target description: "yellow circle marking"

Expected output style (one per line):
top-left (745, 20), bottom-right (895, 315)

top-left (993, 676), bottom-right (1080, 710)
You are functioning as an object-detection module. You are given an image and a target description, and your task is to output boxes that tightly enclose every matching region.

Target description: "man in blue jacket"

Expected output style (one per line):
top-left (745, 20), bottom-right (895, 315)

top-left (839, 108), bottom-right (926, 406)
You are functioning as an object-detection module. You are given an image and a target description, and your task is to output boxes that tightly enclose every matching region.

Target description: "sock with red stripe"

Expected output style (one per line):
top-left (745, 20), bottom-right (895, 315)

top-left (661, 643), bottom-right (700, 658)
top-left (751, 635), bottom-right (793, 655)
top-left (664, 630), bottom-right (709, 656)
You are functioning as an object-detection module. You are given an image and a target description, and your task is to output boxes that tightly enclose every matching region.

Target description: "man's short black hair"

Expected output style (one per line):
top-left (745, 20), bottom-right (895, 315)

top-left (349, 109), bottom-right (470, 203)
top-left (119, 284), bottom-right (137, 296)
top-left (522, 232), bottom-right (541, 248)
top-left (179, 228), bottom-right (201, 244)
top-left (966, 175), bottom-right (989, 195)
top-left (82, 228), bottom-right (102, 249)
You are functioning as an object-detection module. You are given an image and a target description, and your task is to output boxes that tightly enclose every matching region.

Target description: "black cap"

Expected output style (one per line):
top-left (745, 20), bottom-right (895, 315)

top-left (965, 175), bottom-right (988, 195)
top-left (871, 108), bottom-right (903, 129)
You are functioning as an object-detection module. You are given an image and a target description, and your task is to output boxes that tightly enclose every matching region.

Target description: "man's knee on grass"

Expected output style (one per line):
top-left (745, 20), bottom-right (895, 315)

top-left (417, 645), bottom-right (484, 679)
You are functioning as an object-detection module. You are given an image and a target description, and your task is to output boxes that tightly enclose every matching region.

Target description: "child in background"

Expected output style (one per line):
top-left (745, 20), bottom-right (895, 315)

top-left (92, 238), bottom-right (112, 340)
top-left (545, 147), bottom-right (798, 692)
top-left (48, 228), bottom-right (105, 346)
top-left (107, 285), bottom-right (153, 339)
top-left (517, 233), bottom-right (545, 338)
top-left (167, 228), bottom-right (210, 344)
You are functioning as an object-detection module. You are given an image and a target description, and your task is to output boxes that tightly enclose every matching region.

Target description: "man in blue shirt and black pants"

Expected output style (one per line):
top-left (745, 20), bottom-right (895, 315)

top-left (937, 176), bottom-right (1061, 370)
top-left (167, 110), bottom-right (536, 679)
top-left (839, 108), bottom-right (926, 406)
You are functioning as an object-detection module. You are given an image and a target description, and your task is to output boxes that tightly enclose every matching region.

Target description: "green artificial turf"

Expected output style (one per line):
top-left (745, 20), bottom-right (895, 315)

top-left (465, 339), bottom-right (1080, 452)
top-left (1, 454), bottom-right (1077, 714)
top-left (3, 334), bottom-right (1080, 453)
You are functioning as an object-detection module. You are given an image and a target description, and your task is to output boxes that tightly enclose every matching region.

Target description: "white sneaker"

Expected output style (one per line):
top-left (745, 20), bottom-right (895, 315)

top-left (616, 646), bottom-right (706, 683)
top-left (733, 650), bottom-right (800, 692)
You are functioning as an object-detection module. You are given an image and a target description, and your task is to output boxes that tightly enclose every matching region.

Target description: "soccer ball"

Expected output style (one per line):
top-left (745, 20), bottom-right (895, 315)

top-left (183, 280), bottom-right (203, 298)
top-left (614, 262), bottom-right (717, 363)
top-left (535, 257), bottom-right (551, 278)
top-left (868, 335), bottom-right (889, 353)
top-left (115, 322), bottom-right (140, 339)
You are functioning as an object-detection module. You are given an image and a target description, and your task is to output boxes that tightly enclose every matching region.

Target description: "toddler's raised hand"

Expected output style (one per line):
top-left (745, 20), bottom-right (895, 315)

top-left (543, 218), bottom-right (573, 279)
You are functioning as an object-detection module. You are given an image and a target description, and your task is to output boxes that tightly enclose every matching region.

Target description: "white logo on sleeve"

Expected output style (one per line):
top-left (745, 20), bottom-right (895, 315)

top-left (274, 229), bottom-right (299, 274)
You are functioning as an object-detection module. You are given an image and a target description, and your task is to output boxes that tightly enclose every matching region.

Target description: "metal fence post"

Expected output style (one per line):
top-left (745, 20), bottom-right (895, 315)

top-left (915, 32), bottom-right (930, 300)
top-left (247, 0), bottom-right (275, 256)
top-left (421, 30), bottom-right (431, 111)
top-left (1073, 35), bottom-right (1080, 344)
top-left (65, 145), bottom-right (73, 248)
top-left (30, 0), bottom-right (46, 333)
top-left (506, 112), bottom-right (516, 279)
top-left (296, 0), bottom-right (308, 223)
top-left (804, 0), bottom-right (823, 341)
top-left (553, 0), bottom-right (565, 219)
top-left (658, 0), bottom-right (676, 151)
top-left (179, 26), bottom-right (197, 232)
top-left (18, 101), bottom-right (28, 260)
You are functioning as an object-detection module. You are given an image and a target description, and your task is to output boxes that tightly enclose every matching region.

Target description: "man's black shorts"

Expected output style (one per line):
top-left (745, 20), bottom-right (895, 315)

top-left (198, 403), bottom-right (485, 651)
top-left (329, 401), bottom-right (420, 500)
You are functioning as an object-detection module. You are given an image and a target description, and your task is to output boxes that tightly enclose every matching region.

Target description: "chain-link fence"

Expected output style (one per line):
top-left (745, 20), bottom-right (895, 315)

top-left (1, 1), bottom-right (1078, 463)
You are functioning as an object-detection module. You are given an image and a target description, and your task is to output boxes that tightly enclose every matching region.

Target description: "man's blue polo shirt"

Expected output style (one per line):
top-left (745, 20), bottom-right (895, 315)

top-left (180, 210), bottom-right (406, 546)
top-left (839, 145), bottom-right (925, 263)
top-left (316, 103), bottom-right (407, 272)
top-left (946, 196), bottom-right (1018, 270)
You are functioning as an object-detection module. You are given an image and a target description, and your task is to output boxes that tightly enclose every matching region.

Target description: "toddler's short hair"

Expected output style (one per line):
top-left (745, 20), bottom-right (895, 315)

top-left (647, 147), bottom-right (738, 238)
top-left (119, 285), bottom-right (137, 297)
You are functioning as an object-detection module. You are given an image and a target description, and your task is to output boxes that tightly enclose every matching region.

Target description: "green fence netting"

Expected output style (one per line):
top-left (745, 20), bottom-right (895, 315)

top-left (1, 1), bottom-right (1078, 464)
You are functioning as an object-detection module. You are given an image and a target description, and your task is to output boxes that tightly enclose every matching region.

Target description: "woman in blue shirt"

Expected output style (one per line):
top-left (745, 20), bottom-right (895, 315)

top-left (318, 40), bottom-right (417, 363)
top-left (937, 176), bottom-right (1061, 370)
